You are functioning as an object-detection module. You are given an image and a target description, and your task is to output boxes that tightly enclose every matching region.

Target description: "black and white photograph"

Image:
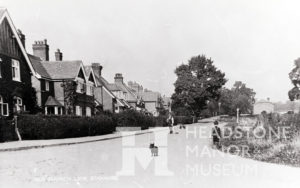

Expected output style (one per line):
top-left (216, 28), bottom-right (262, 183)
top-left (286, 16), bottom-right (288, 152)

top-left (0, 0), bottom-right (299, 187)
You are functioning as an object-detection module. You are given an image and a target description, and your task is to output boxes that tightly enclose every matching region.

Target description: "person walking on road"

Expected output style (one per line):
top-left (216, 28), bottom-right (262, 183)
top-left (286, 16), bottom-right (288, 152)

top-left (167, 113), bottom-right (174, 134)
top-left (212, 120), bottom-right (222, 149)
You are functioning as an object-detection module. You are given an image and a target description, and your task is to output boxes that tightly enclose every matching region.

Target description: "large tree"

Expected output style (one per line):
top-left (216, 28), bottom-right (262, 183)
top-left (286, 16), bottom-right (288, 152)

top-left (171, 55), bottom-right (227, 116)
top-left (219, 81), bottom-right (256, 115)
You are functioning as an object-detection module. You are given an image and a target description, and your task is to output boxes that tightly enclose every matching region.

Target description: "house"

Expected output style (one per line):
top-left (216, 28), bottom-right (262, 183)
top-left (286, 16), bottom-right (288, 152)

top-left (138, 91), bottom-right (163, 116)
top-left (0, 8), bottom-right (37, 117)
top-left (127, 81), bottom-right (163, 116)
top-left (107, 73), bottom-right (141, 111)
top-left (253, 98), bottom-right (275, 115)
top-left (87, 63), bottom-right (126, 113)
top-left (30, 41), bottom-right (96, 116)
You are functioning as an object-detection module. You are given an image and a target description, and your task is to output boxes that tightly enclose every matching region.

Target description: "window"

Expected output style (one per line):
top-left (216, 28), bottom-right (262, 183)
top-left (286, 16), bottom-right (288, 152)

top-left (86, 84), bottom-right (94, 96)
top-left (76, 80), bottom-right (85, 93)
top-left (15, 97), bottom-right (23, 112)
top-left (0, 58), bottom-right (2, 78)
top-left (12, 59), bottom-right (21, 81)
top-left (75, 105), bottom-right (82, 116)
top-left (0, 96), bottom-right (9, 116)
top-left (45, 81), bottom-right (50, 91)
top-left (86, 107), bottom-right (91, 117)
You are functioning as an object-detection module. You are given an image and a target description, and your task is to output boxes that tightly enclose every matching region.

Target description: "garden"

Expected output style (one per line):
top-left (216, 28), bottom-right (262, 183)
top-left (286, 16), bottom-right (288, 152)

top-left (218, 113), bottom-right (300, 167)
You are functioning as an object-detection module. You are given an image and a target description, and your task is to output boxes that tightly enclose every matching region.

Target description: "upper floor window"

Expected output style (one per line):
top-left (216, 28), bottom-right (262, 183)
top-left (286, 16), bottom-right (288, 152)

top-left (45, 80), bottom-right (50, 91)
top-left (76, 79), bottom-right (85, 93)
top-left (0, 58), bottom-right (2, 78)
top-left (0, 96), bottom-right (9, 116)
top-left (12, 59), bottom-right (21, 82)
top-left (86, 82), bottom-right (94, 96)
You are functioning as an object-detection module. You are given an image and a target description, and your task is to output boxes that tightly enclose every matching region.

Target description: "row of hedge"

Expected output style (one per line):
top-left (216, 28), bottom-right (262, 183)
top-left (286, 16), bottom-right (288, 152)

top-left (0, 110), bottom-right (195, 141)
top-left (0, 118), bottom-right (18, 142)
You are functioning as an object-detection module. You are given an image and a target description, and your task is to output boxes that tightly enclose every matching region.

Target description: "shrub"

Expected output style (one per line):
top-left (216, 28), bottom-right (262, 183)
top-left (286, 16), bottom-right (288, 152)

top-left (174, 116), bottom-right (194, 125)
top-left (114, 110), bottom-right (156, 130)
top-left (17, 114), bottom-right (116, 140)
top-left (0, 118), bottom-right (18, 142)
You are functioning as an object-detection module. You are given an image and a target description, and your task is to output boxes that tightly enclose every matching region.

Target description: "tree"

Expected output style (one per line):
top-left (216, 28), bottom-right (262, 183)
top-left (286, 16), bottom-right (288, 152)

top-left (219, 81), bottom-right (256, 115)
top-left (171, 55), bottom-right (227, 116)
top-left (288, 58), bottom-right (300, 101)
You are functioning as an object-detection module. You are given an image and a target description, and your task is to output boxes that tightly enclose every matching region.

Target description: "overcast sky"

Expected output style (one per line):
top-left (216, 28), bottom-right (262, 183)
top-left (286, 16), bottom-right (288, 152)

top-left (1, 0), bottom-right (299, 102)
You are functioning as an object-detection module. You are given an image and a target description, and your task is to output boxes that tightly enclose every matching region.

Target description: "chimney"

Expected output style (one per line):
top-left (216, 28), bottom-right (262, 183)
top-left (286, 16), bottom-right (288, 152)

top-left (32, 39), bottom-right (49, 61)
top-left (17, 29), bottom-right (25, 48)
top-left (114, 73), bottom-right (123, 83)
top-left (55, 49), bottom-right (63, 61)
top-left (91, 63), bottom-right (103, 77)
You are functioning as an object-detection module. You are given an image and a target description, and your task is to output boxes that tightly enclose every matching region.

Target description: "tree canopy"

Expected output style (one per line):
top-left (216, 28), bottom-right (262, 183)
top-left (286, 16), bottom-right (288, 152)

top-left (218, 81), bottom-right (256, 115)
top-left (171, 55), bottom-right (227, 116)
top-left (288, 58), bottom-right (300, 101)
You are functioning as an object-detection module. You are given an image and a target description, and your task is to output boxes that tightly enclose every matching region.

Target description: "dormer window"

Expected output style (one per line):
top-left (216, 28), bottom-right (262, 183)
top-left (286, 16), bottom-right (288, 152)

top-left (12, 59), bottom-right (21, 82)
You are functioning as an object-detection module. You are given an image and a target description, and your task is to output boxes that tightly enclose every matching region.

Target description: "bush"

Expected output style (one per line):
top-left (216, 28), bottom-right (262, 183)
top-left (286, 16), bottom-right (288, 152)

top-left (17, 114), bottom-right (116, 140)
top-left (0, 118), bottom-right (18, 142)
top-left (174, 116), bottom-right (194, 125)
top-left (115, 110), bottom-right (156, 130)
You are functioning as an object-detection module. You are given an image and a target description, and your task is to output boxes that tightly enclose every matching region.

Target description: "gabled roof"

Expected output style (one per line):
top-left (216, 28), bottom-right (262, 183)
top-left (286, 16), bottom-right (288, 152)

top-left (41, 60), bottom-right (83, 80)
top-left (45, 96), bottom-right (63, 106)
top-left (0, 8), bottom-right (36, 76)
top-left (28, 54), bottom-right (51, 79)
top-left (115, 82), bottom-right (138, 102)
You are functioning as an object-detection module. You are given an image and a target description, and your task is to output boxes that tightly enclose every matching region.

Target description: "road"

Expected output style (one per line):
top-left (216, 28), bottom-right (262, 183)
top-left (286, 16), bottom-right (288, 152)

top-left (0, 120), bottom-right (300, 188)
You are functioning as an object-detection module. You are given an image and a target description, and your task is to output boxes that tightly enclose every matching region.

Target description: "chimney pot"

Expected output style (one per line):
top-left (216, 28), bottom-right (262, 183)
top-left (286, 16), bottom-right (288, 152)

top-left (91, 63), bottom-right (103, 77)
top-left (114, 73), bottom-right (124, 83)
top-left (55, 49), bottom-right (63, 61)
top-left (32, 39), bottom-right (49, 61)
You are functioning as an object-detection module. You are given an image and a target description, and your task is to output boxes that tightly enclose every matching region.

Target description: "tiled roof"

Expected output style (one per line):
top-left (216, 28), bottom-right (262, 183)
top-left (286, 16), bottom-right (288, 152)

top-left (115, 82), bottom-right (137, 102)
top-left (41, 60), bottom-right (82, 79)
top-left (107, 83), bottom-right (122, 91)
top-left (45, 96), bottom-right (63, 106)
top-left (28, 54), bottom-right (51, 79)
top-left (138, 92), bottom-right (161, 102)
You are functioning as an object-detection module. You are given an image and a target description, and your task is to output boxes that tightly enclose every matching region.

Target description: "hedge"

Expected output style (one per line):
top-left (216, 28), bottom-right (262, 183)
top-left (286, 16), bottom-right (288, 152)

top-left (0, 118), bottom-right (18, 142)
top-left (115, 110), bottom-right (156, 130)
top-left (17, 114), bottom-right (116, 140)
top-left (0, 112), bottom-right (195, 141)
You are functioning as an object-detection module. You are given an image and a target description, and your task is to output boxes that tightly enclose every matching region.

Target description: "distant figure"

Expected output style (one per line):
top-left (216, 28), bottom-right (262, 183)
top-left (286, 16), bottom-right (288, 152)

top-left (167, 113), bottom-right (174, 134)
top-left (149, 143), bottom-right (158, 156)
top-left (212, 120), bottom-right (222, 148)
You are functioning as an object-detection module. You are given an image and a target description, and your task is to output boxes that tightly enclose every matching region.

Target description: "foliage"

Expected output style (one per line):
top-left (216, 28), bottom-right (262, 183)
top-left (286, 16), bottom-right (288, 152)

top-left (219, 113), bottom-right (300, 167)
top-left (17, 114), bottom-right (116, 140)
top-left (62, 80), bottom-right (77, 115)
top-left (172, 55), bottom-right (227, 116)
top-left (0, 118), bottom-right (18, 142)
top-left (115, 110), bottom-right (156, 130)
top-left (288, 58), bottom-right (300, 101)
top-left (218, 81), bottom-right (256, 115)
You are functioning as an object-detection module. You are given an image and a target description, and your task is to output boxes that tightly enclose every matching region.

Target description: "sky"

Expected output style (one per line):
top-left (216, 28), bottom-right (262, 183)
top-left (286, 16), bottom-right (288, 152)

top-left (0, 0), bottom-right (299, 102)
